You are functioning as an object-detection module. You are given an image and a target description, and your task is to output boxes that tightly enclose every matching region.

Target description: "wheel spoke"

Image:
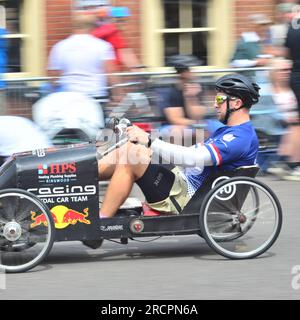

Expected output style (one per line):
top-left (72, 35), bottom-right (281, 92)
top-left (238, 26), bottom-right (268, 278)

top-left (0, 190), bottom-right (54, 272)
top-left (13, 197), bottom-right (21, 220)
top-left (241, 201), bottom-right (270, 216)
top-left (0, 216), bottom-right (8, 224)
top-left (16, 200), bottom-right (38, 223)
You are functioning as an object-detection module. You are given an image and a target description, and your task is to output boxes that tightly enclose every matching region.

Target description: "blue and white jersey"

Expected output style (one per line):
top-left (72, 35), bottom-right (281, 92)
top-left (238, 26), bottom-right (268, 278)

top-left (182, 121), bottom-right (259, 197)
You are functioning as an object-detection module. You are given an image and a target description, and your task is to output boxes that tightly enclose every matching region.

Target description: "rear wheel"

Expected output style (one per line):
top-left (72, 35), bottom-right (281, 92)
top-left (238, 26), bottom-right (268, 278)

top-left (210, 186), bottom-right (259, 242)
top-left (0, 189), bottom-right (55, 273)
top-left (199, 177), bottom-right (282, 259)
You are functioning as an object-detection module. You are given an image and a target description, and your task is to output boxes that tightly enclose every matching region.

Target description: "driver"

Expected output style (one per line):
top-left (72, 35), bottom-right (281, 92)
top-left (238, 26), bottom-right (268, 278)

top-left (97, 74), bottom-right (260, 218)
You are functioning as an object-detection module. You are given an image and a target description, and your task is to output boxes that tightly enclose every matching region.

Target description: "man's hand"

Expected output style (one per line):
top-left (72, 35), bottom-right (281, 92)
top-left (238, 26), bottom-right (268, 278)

top-left (184, 83), bottom-right (202, 98)
top-left (126, 125), bottom-right (149, 146)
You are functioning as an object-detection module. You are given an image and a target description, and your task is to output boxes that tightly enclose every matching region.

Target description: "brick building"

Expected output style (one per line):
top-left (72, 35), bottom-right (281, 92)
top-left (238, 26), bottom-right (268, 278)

top-left (0, 0), bottom-right (288, 78)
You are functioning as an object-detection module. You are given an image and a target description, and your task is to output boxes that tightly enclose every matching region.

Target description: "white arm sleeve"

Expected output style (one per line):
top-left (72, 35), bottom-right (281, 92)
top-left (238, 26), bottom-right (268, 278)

top-left (151, 139), bottom-right (213, 168)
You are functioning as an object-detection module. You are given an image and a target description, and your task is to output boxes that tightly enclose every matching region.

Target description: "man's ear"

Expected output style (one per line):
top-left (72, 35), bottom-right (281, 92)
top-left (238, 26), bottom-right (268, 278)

top-left (236, 98), bottom-right (244, 108)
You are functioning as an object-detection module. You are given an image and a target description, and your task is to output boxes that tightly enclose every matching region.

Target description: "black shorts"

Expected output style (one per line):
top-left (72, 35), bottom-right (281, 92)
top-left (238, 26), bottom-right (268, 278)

top-left (136, 164), bottom-right (175, 204)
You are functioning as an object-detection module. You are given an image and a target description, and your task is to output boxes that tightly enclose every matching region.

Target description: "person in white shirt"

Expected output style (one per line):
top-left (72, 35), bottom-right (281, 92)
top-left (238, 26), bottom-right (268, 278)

top-left (47, 12), bottom-right (118, 100)
top-left (0, 116), bottom-right (52, 165)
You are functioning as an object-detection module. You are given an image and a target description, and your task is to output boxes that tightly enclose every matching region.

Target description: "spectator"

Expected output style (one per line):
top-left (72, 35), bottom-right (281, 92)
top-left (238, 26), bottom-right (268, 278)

top-left (267, 59), bottom-right (300, 179)
top-left (90, 5), bottom-right (143, 72)
top-left (0, 116), bottom-right (52, 166)
top-left (271, 59), bottom-right (299, 123)
top-left (230, 14), bottom-right (272, 70)
top-left (0, 25), bottom-right (7, 115)
top-left (156, 61), bottom-right (206, 144)
top-left (278, 7), bottom-right (300, 180)
top-left (285, 7), bottom-right (300, 119)
top-left (47, 12), bottom-right (119, 102)
top-left (269, 2), bottom-right (295, 47)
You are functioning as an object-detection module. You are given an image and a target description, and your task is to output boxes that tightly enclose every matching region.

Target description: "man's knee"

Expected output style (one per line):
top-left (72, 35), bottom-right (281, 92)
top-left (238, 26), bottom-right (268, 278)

top-left (113, 161), bottom-right (149, 181)
top-left (119, 142), bottom-right (151, 165)
top-left (98, 142), bottom-right (151, 179)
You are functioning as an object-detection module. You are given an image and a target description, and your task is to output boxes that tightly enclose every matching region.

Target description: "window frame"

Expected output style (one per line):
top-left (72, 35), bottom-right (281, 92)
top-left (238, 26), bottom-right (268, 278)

top-left (0, 0), bottom-right (45, 79)
top-left (141, 0), bottom-right (234, 70)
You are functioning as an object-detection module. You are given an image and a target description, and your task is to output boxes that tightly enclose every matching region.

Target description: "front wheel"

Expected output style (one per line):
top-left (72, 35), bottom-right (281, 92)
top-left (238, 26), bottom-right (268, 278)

top-left (0, 189), bottom-right (55, 273)
top-left (199, 177), bottom-right (282, 259)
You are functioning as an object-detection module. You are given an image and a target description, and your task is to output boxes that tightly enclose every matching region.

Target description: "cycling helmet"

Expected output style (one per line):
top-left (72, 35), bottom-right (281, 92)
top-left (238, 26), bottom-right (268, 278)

top-left (215, 73), bottom-right (260, 109)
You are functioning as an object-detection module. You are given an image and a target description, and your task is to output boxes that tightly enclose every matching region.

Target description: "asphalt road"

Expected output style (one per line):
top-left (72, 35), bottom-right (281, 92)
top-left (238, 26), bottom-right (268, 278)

top-left (1, 177), bottom-right (300, 300)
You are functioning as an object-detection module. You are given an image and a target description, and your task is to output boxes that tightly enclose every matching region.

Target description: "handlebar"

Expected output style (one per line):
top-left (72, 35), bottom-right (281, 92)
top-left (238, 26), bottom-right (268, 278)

top-left (100, 137), bottom-right (129, 158)
top-left (98, 118), bottom-right (132, 159)
top-left (114, 118), bottom-right (132, 134)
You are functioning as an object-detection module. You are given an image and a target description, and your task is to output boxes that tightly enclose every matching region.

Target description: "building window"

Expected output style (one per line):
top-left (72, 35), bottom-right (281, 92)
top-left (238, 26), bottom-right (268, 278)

top-left (163, 0), bottom-right (209, 65)
top-left (0, 0), bottom-right (23, 73)
top-left (142, 0), bottom-right (234, 69)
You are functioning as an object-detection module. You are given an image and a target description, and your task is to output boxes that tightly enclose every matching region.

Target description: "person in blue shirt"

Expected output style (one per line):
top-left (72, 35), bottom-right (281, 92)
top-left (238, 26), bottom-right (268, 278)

top-left (97, 74), bottom-right (260, 218)
top-left (0, 27), bottom-right (7, 114)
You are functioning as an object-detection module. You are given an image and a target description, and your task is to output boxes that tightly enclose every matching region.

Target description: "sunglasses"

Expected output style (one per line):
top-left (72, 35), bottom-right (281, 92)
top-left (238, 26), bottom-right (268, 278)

top-left (215, 95), bottom-right (238, 105)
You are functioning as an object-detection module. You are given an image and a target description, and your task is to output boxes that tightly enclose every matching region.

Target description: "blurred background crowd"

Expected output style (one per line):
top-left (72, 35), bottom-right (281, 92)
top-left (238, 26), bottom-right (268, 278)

top-left (0, 0), bottom-right (300, 180)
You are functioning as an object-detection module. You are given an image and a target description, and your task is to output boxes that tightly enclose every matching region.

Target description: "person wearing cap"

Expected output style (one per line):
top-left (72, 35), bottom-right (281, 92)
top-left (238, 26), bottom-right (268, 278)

top-left (90, 5), bottom-right (142, 71)
top-left (230, 13), bottom-right (272, 69)
top-left (96, 74), bottom-right (260, 218)
top-left (156, 61), bottom-right (206, 142)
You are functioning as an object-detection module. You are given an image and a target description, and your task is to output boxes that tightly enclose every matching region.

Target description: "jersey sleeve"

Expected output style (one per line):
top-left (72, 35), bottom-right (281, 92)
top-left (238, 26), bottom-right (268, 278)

top-left (205, 129), bottom-right (250, 166)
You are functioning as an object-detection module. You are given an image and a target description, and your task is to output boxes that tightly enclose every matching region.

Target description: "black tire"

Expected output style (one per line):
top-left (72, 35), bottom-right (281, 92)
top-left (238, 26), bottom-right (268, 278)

top-left (199, 177), bottom-right (282, 259)
top-left (0, 189), bottom-right (55, 273)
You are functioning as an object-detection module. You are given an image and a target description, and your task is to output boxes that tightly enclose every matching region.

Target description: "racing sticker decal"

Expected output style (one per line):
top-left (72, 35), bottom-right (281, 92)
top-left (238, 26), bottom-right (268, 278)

top-left (32, 149), bottom-right (46, 157)
top-left (211, 176), bottom-right (236, 201)
top-left (37, 162), bottom-right (78, 184)
top-left (30, 205), bottom-right (91, 229)
top-left (222, 133), bottom-right (236, 142)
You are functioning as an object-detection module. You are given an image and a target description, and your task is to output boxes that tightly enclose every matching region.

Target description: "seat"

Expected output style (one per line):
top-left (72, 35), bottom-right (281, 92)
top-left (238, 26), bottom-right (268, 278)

top-left (181, 165), bottom-right (260, 214)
